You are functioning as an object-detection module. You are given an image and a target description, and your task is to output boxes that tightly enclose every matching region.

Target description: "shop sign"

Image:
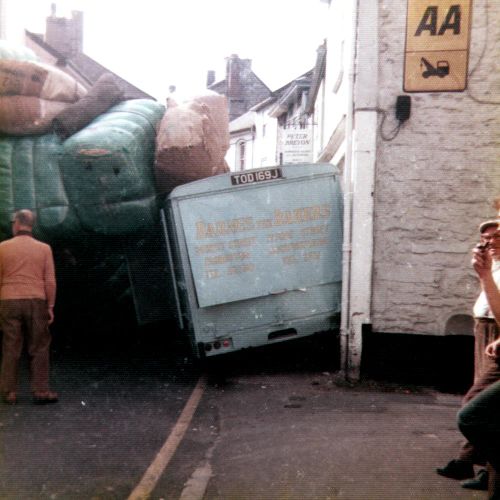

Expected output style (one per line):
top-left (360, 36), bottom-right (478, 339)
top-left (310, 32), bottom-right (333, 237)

top-left (404, 0), bottom-right (472, 92)
top-left (281, 127), bottom-right (313, 164)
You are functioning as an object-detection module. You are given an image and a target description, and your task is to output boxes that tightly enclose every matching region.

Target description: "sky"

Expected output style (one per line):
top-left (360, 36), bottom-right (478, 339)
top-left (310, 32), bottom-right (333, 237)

top-left (8, 0), bottom-right (329, 102)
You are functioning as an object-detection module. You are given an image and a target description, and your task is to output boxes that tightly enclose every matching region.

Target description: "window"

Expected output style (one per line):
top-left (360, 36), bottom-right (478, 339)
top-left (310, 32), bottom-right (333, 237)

top-left (238, 141), bottom-right (246, 171)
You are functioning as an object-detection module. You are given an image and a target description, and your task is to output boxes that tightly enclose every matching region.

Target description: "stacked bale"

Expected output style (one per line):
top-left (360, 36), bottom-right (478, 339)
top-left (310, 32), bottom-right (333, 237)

top-left (60, 99), bottom-right (166, 236)
top-left (0, 134), bottom-right (80, 241)
top-left (0, 41), bottom-right (235, 332)
top-left (0, 40), bottom-right (38, 61)
top-left (0, 59), bottom-right (87, 135)
top-left (52, 73), bottom-right (125, 139)
top-left (154, 93), bottom-right (230, 194)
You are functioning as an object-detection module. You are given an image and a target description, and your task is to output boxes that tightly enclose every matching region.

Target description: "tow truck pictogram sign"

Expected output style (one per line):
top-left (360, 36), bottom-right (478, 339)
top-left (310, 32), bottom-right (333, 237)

top-left (404, 0), bottom-right (472, 92)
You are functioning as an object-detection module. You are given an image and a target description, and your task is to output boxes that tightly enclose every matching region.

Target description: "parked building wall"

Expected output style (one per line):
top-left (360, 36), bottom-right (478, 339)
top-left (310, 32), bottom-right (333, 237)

top-left (225, 105), bottom-right (279, 171)
top-left (226, 109), bottom-right (254, 172)
top-left (253, 111), bottom-right (278, 167)
top-left (316, 1), bottom-right (350, 169)
top-left (369, 0), bottom-right (500, 336)
top-left (315, 0), bottom-right (499, 377)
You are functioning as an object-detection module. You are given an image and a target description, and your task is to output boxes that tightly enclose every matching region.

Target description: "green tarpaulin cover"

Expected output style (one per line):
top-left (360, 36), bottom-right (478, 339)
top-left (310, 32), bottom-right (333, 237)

top-left (60, 99), bottom-right (165, 236)
top-left (0, 99), bottom-right (165, 240)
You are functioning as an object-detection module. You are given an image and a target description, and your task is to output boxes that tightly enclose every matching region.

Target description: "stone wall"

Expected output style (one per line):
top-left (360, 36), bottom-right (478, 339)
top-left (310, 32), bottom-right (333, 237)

top-left (371, 0), bottom-right (500, 335)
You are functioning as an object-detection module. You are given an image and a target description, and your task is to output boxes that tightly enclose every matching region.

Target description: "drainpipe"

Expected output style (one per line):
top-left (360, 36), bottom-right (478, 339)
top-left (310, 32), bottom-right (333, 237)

top-left (341, 0), bottom-right (379, 381)
top-left (339, 0), bottom-right (359, 380)
top-left (251, 124), bottom-right (256, 169)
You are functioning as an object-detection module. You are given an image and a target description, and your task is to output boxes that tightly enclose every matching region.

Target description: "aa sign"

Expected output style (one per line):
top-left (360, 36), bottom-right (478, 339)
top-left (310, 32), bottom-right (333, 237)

top-left (404, 0), bottom-right (472, 92)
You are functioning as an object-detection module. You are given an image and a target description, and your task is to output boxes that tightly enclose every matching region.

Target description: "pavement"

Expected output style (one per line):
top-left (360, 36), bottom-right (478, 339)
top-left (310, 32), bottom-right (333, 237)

top-left (161, 369), bottom-right (489, 500)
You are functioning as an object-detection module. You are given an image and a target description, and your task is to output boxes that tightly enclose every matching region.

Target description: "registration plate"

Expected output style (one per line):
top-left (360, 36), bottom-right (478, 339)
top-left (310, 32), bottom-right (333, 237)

top-left (231, 167), bottom-right (283, 186)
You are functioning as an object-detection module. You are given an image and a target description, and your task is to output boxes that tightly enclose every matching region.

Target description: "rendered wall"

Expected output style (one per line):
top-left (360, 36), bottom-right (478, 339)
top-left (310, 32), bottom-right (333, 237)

top-left (371, 0), bottom-right (500, 335)
top-left (253, 111), bottom-right (278, 167)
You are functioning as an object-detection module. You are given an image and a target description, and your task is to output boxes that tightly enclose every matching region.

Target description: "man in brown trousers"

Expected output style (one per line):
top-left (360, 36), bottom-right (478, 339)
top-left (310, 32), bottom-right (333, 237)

top-left (0, 209), bottom-right (58, 405)
top-left (437, 218), bottom-right (500, 489)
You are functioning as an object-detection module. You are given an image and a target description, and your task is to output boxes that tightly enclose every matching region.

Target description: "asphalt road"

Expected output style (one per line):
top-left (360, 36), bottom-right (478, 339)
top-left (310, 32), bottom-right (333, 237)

top-left (0, 326), bottom-right (200, 499)
top-left (0, 329), bottom-right (484, 500)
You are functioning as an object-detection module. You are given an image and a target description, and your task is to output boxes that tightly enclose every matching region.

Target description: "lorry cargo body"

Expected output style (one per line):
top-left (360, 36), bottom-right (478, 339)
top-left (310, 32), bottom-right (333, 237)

top-left (162, 163), bottom-right (343, 358)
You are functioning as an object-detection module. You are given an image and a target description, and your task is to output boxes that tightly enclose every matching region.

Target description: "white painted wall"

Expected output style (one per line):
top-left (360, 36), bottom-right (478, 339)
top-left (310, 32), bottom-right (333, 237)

top-left (226, 105), bottom-right (280, 171)
top-left (342, 0), bottom-right (379, 378)
top-left (312, 79), bottom-right (326, 161)
top-left (319, 0), bottom-right (349, 167)
top-left (226, 129), bottom-right (254, 172)
top-left (253, 111), bottom-right (278, 167)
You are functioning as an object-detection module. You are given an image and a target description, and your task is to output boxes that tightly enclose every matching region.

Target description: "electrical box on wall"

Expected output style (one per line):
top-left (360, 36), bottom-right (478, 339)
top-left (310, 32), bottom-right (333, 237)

top-left (396, 95), bottom-right (411, 122)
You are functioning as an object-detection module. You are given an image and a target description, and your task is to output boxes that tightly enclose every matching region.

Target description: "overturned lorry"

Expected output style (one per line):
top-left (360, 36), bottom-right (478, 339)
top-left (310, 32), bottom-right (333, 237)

top-left (130, 163), bottom-right (343, 358)
top-left (0, 117), bottom-right (344, 357)
top-left (0, 42), bottom-right (343, 358)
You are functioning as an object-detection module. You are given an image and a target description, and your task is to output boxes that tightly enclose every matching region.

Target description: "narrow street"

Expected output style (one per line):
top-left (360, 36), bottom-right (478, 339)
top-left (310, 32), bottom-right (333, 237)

top-left (0, 328), bottom-right (198, 499)
top-left (0, 330), bottom-right (487, 500)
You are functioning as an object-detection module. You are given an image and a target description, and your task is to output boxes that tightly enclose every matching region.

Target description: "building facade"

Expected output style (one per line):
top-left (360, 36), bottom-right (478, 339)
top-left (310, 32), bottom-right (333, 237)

top-left (313, 0), bottom-right (500, 378)
top-left (208, 54), bottom-right (271, 123)
top-left (235, 0), bottom-right (500, 378)
top-left (225, 71), bottom-right (315, 171)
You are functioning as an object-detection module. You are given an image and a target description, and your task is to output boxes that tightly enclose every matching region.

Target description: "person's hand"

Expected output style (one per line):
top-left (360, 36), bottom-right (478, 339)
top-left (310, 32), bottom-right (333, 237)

top-left (472, 244), bottom-right (492, 277)
top-left (485, 338), bottom-right (500, 359)
top-left (48, 307), bottom-right (54, 325)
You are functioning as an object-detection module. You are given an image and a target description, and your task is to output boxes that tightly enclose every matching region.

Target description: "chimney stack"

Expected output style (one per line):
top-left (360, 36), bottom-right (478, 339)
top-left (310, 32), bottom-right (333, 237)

top-left (206, 70), bottom-right (215, 88)
top-left (45, 8), bottom-right (83, 58)
top-left (225, 54), bottom-right (253, 121)
top-left (225, 54), bottom-right (241, 101)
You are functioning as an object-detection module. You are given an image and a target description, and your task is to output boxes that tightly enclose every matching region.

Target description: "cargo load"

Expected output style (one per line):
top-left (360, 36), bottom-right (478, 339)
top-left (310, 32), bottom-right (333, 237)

top-left (0, 99), bottom-right (165, 240)
top-left (0, 96), bottom-right (68, 135)
top-left (0, 56), bottom-right (87, 136)
top-left (60, 99), bottom-right (165, 236)
top-left (0, 40), bottom-right (39, 62)
top-left (0, 60), bottom-right (86, 102)
top-left (52, 73), bottom-right (125, 139)
top-left (154, 93), bottom-right (230, 194)
top-left (0, 134), bottom-right (79, 241)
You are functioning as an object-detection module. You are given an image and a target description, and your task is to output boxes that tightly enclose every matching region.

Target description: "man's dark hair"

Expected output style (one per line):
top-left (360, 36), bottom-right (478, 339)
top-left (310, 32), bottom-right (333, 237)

top-left (14, 209), bottom-right (36, 228)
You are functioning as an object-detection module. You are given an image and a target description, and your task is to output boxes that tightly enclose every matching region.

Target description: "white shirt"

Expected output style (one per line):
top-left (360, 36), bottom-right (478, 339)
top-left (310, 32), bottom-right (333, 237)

top-left (473, 260), bottom-right (500, 318)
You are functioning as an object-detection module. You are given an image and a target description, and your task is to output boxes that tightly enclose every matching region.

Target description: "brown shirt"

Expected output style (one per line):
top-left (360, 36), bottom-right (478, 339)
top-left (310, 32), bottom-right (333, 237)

top-left (0, 234), bottom-right (56, 306)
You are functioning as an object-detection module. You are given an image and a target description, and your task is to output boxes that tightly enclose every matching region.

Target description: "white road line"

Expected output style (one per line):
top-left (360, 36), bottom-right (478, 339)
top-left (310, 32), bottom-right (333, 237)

top-left (178, 461), bottom-right (213, 500)
top-left (127, 376), bottom-right (207, 500)
top-left (179, 426), bottom-right (220, 500)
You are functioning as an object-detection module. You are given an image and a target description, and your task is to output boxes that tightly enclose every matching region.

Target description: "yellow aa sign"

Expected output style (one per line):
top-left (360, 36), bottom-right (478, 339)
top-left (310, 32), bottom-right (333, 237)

top-left (404, 0), bottom-right (472, 92)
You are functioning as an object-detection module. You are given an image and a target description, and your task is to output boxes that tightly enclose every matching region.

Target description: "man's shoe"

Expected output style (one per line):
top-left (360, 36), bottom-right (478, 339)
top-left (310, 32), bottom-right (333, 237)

top-left (2, 392), bottom-right (17, 405)
top-left (461, 468), bottom-right (488, 490)
top-left (436, 459), bottom-right (475, 480)
top-left (33, 391), bottom-right (58, 405)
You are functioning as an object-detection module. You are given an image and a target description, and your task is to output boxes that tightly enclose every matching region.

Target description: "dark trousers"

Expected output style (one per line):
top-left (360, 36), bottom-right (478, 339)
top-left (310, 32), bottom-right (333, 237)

top-left (0, 299), bottom-right (51, 393)
top-left (458, 319), bottom-right (500, 464)
top-left (458, 380), bottom-right (500, 499)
